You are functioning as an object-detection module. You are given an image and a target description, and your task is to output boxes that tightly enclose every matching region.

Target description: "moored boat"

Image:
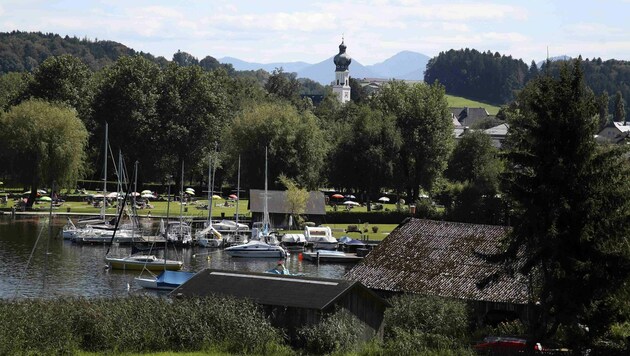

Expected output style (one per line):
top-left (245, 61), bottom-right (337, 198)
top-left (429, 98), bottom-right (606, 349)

top-left (105, 254), bottom-right (183, 271)
top-left (302, 250), bottom-right (362, 263)
top-left (304, 226), bottom-right (338, 250)
top-left (134, 270), bottom-right (195, 290)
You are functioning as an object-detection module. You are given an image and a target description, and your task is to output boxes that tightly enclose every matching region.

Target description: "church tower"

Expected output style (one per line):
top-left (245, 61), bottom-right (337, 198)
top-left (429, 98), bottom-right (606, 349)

top-left (332, 38), bottom-right (351, 104)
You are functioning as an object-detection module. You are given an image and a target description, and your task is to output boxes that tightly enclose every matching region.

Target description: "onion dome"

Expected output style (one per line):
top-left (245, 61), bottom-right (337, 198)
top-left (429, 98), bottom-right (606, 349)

top-left (333, 39), bottom-right (352, 71)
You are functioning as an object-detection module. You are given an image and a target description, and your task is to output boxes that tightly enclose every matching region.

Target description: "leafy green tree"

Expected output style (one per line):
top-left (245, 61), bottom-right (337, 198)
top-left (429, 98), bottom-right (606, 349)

top-left (224, 101), bottom-right (327, 191)
top-left (0, 99), bottom-right (88, 206)
top-left (373, 80), bottom-right (453, 200)
top-left (26, 55), bottom-right (94, 130)
top-left (156, 63), bottom-right (228, 183)
top-left (172, 50), bottom-right (199, 67)
top-left (328, 104), bottom-right (402, 207)
top-left (489, 59), bottom-right (630, 350)
top-left (442, 130), bottom-right (504, 223)
top-left (0, 71), bottom-right (31, 110)
top-left (278, 174), bottom-right (309, 229)
top-left (264, 68), bottom-right (301, 105)
top-left (615, 90), bottom-right (626, 123)
top-left (91, 56), bottom-right (162, 179)
top-left (349, 77), bottom-right (368, 103)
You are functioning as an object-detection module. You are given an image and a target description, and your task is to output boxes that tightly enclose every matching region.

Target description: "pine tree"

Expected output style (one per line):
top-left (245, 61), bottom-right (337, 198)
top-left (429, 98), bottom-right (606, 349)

top-left (488, 59), bottom-right (630, 351)
top-left (614, 90), bottom-right (626, 124)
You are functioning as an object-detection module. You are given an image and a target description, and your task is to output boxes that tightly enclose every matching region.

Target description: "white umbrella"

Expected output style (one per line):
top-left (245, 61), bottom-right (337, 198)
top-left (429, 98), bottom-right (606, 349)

top-left (346, 194), bottom-right (356, 199)
top-left (343, 201), bottom-right (359, 206)
top-left (141, 189), bottom-right (152, 195)
top-left (141, 193), bottom-right (154, 199)
top-left (378, 196), bottom-right (390, 202)
top-left (106, 192), bottom-right (119, 198)
top-left (130, 192), bottom-right (140, 197)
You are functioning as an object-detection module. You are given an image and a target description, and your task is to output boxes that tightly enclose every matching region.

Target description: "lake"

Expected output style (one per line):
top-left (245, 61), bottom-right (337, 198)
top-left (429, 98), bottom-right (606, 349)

top-left (0, 214), bottom-right (353, 299)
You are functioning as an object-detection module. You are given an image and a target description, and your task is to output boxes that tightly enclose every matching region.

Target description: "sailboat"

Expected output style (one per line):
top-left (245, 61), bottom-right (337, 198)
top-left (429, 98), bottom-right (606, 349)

top-left (196, 153), bottom-right (223, 248)
top-left (105, 160), bottom-right (183, 271)
top-left (164, 162), bottom-right (193, 246)
top-left (224, 155), bottom-right (249, 247)
top-left (224, 148), bottom-right (287, 258)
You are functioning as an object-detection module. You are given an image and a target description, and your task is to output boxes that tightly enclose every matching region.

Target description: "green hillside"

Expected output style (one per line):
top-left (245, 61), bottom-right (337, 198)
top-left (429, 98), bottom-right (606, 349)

top-left (446, 94), bottom-right (500, 115)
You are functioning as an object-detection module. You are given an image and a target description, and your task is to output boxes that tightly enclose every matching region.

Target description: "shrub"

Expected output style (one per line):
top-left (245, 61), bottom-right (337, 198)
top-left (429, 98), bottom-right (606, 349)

top-left (372, 226), bottom-right (379, 233)
top-left (384, 294), bottom-right (470, 350)
top-left (298, 308), bottom-right (364, 355)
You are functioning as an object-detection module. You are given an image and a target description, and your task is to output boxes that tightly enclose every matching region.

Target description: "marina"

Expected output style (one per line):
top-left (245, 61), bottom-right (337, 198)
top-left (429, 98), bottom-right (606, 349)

top-left (0, 214), bottom-right (354, 299)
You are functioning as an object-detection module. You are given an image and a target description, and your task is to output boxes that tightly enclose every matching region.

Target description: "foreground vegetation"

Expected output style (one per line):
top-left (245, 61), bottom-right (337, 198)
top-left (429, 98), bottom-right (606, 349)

top-left (7, 293), bottom-right (628, 355)
top-left (0, 294), bottom-right (471, 356)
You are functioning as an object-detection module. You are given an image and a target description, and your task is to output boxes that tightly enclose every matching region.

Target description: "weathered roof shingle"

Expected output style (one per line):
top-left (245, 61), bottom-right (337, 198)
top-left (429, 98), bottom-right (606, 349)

top-left (345, 218), bottom-right (528, 304)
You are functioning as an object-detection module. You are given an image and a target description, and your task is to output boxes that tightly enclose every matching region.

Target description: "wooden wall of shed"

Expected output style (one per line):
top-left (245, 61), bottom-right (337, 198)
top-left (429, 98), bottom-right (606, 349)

top-left (335, 288), bottom-right (386, 340)
top-left (261, 305), bottom-right (322, 345)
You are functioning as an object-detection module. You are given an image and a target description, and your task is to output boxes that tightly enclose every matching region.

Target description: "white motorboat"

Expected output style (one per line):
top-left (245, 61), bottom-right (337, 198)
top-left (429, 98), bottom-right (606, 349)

top-left (224, 240), bottom-right (287, 258)
top-left (304, 226), bottom-right (338, 250)
top-left (302, 250), bottom-right (363, 263)
top-left (281, 233), bottom-right (307, 250)
top-left (224, 232), bottom-right (248, 246)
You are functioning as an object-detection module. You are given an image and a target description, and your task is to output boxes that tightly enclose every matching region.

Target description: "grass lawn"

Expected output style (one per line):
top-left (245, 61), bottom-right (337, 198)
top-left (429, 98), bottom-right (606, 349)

top-left (446, 94), bottom-right (500, 115)
top-left (3, 193), bottom-right (405, 240)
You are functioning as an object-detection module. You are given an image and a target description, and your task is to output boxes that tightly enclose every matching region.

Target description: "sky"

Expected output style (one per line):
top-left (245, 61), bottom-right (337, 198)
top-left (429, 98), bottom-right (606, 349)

top-left (2, 0), bottom-right (629, 65)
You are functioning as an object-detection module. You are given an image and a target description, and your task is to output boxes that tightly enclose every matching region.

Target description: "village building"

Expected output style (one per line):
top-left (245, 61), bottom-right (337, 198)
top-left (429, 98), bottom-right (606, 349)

top-left (171, 269), bottom-right (389, 344)
top-left (450, 107), bottom-right (493, 128)
top-left (596, 121), bottom-right (630, 144)
top-left (248, 189), bottom-right (326, 228)
top-left (345, 218), bottom-right (530, 325)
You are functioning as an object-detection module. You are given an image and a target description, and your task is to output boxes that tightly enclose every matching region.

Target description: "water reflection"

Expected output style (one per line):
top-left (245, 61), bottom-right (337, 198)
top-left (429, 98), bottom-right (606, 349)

top-left (0, 215), bottom-right (353, 299)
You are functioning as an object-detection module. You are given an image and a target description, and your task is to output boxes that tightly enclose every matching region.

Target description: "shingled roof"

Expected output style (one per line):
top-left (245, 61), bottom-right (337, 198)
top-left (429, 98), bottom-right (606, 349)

top-left (171, 269), bottom-right (388, 310)
top-left (345, 218), bottom-right (528, 304)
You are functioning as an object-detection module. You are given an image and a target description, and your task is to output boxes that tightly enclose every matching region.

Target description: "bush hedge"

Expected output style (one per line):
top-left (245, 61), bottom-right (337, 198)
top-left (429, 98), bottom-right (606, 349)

top-left (0, 296), bottom-right (290, 355)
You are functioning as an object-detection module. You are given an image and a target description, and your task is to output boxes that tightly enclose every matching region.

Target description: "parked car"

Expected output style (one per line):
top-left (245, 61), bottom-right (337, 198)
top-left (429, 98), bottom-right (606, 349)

top-left (474, 336), bottom-right (543, 354)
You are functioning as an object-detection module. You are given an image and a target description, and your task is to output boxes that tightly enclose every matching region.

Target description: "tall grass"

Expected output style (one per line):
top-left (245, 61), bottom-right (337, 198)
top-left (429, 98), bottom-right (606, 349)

top-left (0, 296), bottom-right (291, 355)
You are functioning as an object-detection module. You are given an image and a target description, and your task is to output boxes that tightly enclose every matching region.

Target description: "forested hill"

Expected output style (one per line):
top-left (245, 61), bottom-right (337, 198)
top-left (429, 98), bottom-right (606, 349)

top-left (0, 31), bottom-right (162, 72)
top-left (424, 48), bottom-right (529, 105)
top-left (424, 48), bottom-right (630, 120)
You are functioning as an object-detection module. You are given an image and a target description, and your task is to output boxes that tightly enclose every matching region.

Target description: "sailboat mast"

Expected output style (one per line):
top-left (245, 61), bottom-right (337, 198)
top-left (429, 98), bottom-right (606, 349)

top-left (179, 162), bottom-right (184, 239)
top-left (264, 147), bottom-right (269, 231)
top-left (208, 142), bottom-right (218, 225)
top-left (102, 122), bottom-right (108, 219)
top-left (236, 155), bottom-right (240, 227)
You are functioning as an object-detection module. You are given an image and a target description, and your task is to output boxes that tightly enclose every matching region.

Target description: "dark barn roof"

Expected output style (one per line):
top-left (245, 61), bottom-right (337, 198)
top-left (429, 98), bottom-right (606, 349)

top-left (345, 218), bottom-right (528, 304)
top-left (171, 269), bottom-right (388, 310)
top-left (450, 107), bottom-right (491, 127)
top-left (249, 189), bottom-right (326, 215)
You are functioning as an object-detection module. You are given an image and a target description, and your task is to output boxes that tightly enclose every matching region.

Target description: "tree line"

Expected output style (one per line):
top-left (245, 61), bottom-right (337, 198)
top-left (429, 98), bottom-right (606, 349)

top-left (0, 52), bottom-right (455, 212)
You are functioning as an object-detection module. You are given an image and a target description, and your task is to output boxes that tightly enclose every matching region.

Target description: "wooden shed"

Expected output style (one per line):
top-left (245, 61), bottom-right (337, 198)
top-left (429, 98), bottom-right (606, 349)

top-left (171, 269), bottom-right (389, 344)
top-left (345, 218), bottom-right (530, 325)
top-left (249, 189), bottom-right (326, 227)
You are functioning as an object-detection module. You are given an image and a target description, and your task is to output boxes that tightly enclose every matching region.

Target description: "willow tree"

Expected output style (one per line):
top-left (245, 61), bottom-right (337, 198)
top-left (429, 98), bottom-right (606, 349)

top-left (0, 99), bottom-right (88, 206)
top-left (490, 59), bottom-right (630, 351)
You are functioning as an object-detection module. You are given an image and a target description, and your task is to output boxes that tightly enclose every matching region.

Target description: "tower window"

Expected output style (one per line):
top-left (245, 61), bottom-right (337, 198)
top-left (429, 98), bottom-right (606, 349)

top-left (337, 80), bottom-right (339, 85)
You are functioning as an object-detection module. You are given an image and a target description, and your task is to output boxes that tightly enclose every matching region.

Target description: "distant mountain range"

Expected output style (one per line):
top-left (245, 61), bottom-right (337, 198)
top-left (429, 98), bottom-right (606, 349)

top-left (220, 51), bottom-right (430, 84)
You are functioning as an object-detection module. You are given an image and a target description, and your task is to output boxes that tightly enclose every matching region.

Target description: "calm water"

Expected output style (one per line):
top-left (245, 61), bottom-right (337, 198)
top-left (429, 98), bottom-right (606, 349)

top-left (0, 214), bottom-right (352, 299)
